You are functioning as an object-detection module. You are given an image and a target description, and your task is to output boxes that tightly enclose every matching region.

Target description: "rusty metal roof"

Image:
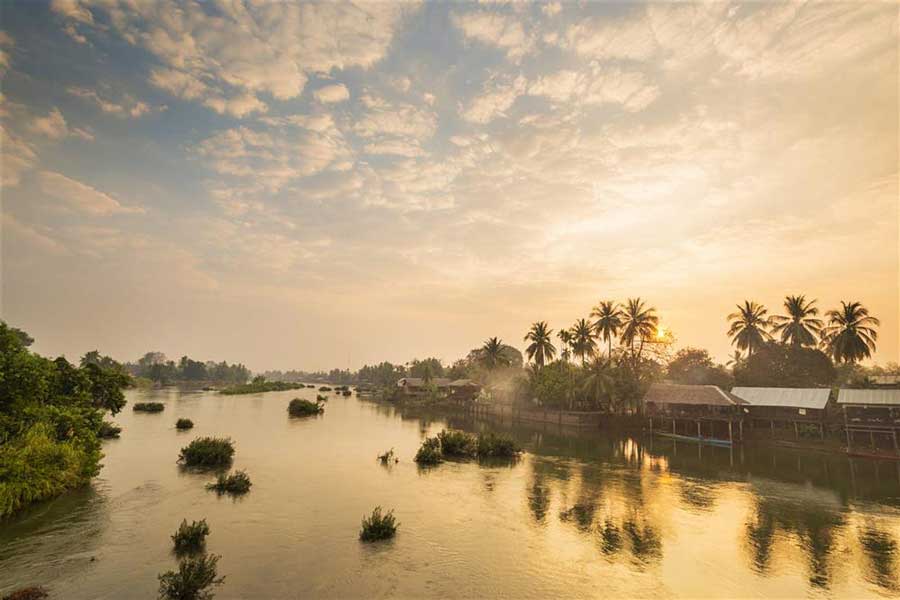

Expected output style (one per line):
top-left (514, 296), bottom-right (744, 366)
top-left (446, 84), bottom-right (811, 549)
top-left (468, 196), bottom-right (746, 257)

top-left (643, 383), bottom-right (745, 407)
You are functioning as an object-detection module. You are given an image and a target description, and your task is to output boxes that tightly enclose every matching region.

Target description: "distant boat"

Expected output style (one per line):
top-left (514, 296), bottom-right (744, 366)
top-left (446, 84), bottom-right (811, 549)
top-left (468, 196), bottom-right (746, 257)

top-left (654, 431), bottom-right (733, 448)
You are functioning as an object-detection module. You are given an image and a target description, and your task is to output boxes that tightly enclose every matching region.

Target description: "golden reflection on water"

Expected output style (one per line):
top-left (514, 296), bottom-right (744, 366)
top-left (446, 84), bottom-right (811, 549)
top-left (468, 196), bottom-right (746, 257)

top-left (1, 388), bottom-right (899, 598)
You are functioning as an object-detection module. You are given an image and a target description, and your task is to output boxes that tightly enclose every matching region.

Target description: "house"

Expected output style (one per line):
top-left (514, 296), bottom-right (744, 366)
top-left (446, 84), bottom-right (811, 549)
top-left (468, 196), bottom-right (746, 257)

top-left (871, 374), bottom-right (900, 388)
top-left (642, 383), bottom-right (746, 443)
top-left (395, 377), bottom-right (481, 401)
top-left (838, 389), bottom-right (900, 455)
top-left (731, 387), bottom-right (831, 439)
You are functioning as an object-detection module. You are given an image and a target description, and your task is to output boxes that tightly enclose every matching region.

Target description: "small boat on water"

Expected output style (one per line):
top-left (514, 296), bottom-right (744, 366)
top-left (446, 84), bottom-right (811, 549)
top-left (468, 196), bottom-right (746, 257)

top-left (654, 431), bottom-right (733, 448)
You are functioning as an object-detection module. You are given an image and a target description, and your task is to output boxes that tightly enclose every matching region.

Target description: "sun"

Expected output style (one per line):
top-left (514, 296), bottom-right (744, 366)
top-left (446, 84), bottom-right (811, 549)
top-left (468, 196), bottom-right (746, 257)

top-left (656, 325), bottom-right (667, 341)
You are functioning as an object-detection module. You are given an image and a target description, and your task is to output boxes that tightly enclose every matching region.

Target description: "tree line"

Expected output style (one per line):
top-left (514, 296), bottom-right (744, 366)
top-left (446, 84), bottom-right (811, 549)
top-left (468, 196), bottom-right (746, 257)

top-left (125, 352), bottom-right (251, 385)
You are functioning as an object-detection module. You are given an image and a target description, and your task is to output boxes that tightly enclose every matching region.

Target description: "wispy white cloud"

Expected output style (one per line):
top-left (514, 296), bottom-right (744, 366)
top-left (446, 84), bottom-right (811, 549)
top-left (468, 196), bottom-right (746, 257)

top-left (38, 171), bottom-right (145, 215)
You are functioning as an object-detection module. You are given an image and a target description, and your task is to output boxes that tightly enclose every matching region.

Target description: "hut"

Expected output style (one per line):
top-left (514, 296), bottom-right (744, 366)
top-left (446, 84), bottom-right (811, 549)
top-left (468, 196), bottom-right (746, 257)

top-left (396, 377), bottom-right (452, 397)
top-left (446, 379), bottom-right (481, 403)
top-left (837, 389), bottom-right (900, 455)
top-left (642, 383), bottom-right (746, 444)
top-left (731, 387), bottom-right (831, 440)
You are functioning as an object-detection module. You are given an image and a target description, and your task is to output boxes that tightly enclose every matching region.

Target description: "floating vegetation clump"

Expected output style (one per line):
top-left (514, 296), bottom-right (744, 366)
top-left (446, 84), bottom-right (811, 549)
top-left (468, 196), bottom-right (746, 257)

top-left (377, 448), bottom-right (398, 465)
top-left (98, 421), bottom-right (122, 438)
top-left (318, 386), bottom-right (332, 392)
top-left (437, 430), bottom-right (477, 457)
top-left (359, 506), bottom-right (398, 542)
top-left (158, 553), bottom-right (224, 600)
top-left (306, 384), bottom-right (315, 388)
top-left (133, 402), bottom-right (165, 412)
top-left (2, 587), bottom-right (49, 600)
top-left (176, 418), bottom-right (194, 430)
top-left (171, 519), bottom-right (210, 554)
top-left (178, 437), bottom-right (235, 468)
top-left (288, 398), bottom-right (324, 417)
top-left (341, 390), bottom-right (352, 396)
top-left (476, 432), bottom-right (520, 458)
top-left (206, 470), bottom-right (252, 495)
top-left (414, 437), bottom-right (443, 465)
top-left (316, 394), bottom-right (328, 402)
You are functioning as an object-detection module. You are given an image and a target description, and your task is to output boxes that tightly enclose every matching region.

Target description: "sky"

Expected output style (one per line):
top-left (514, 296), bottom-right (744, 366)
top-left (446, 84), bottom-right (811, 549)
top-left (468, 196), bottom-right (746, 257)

top-left (0, 0), bottom-right (897, 372)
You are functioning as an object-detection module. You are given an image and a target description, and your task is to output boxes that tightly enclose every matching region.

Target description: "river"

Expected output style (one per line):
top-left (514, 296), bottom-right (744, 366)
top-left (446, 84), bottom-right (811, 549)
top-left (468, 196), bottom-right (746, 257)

top-left (1, 387), bottom-right (898, 598)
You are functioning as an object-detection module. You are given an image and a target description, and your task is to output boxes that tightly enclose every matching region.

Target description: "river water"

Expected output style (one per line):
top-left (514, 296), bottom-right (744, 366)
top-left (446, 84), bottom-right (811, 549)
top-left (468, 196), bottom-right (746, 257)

top-left (1, 387), bottom-right (899, 598)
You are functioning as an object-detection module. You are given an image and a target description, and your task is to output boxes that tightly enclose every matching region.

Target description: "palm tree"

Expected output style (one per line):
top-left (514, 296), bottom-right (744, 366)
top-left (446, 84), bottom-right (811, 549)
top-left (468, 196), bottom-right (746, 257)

top-left (591, 300), bottom-right (623, 356)
top-left (480, 337), bottom-right (510, 369)
top-left (620, 298), bottom-right (658, 359)
top-left (582, 356), bottom-right (615, 411)
top-left (822, 301), bottom-right (880, 363)
top-left (571, 318), bottom-right (597, 364)
top-left (726, 350), bottom-right (744, 370)
top-left (524, 321), bottom-right (556, 368)
top-left (727, 301), bottom-right (771, 357)
top-left (770, 295), bottom-right (823, 347)
top-left (557, 329), bottom-right (573, 362)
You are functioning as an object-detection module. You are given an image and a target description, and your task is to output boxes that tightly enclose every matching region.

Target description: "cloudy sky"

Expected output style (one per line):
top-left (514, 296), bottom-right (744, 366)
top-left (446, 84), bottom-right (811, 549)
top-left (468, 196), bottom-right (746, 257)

top-left (1, 0), bottom-right (897, 371)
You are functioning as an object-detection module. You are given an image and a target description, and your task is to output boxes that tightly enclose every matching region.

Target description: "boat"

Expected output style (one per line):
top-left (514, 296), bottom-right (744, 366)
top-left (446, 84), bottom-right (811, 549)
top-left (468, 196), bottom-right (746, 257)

top-left (654, 431), bottom-right (733, 447)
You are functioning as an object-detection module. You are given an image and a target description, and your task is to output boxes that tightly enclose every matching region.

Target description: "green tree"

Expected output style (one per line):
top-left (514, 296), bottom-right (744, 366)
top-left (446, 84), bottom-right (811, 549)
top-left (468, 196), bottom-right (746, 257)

top-left (770, 295), bottom-right (823, 347)
top-left (571, 318), bottom-right (597, 364)
top-left (582, 356), bottom-right (615, 411)
top-left (480, 337), bottom-right (511, 370)
top-left (727, 301), bottom-right (771, 357)
top-left (409, 357), bottom-right (444, 380)
top-left (557, 329), bottom-right (573, 362)
top-left (524, 321), bottom-right (556, 368)
top-left (734, 341), bottom-right (835, 387)
top-left (591, 300), bottom-right (623, 357)
top-left (822, 301), bottom-right (880, 364)
top-left (620, 298), bottom-right (658, 360)
top-left (667, 347), bottom-right (733, 388)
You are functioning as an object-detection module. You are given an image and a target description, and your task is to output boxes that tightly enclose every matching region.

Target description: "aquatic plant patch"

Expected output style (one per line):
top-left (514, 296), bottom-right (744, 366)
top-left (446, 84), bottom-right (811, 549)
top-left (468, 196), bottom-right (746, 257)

top-left (133, 402), bottom-right (165, 412)
top-left (178, 437), bottom-right (235, 467)
top-left (158, 553), bottom-right (224, 600)
top-left (206, 470), bottom-right (252, 495)
top-left (288, 398), bottom-right (324, 417)
top-left (359, 506), bottom-right (398, 542)
top-left (175, 418), bottom-right (194, 430)
top-left (171, 518), bottom-right (210, 554)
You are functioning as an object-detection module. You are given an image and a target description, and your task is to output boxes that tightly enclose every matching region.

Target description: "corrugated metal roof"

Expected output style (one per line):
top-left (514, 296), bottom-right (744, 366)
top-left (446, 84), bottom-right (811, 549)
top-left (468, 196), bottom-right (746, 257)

top-left (643, 383), bottom-right (745, 407)
top-left (837, 389), bottom-right (900, 406)
top-left (731, 387), bottom-right (831, 410)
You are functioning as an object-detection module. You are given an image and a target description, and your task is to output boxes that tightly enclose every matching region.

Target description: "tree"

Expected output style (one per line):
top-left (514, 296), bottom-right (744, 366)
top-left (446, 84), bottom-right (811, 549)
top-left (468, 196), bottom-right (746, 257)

top-left (770, 295), bottom-right (823, 347)
top-left (529, 360), bottom-right (573, 409)
top-left (524, 321), bottom-right (556, 368)
top-left (480, 337), bottom-right (511, 370)
top-left (727, 301), bottom-right (771, 357)
top-left (582, 356), bottom-right (615, 411)
top-left (557, 329), bottom-right (573, 362)
top-left (734, 342), bottom-right (835, 387)
top-left (571, 318), bottom-right (597, 364)
top-left (666, 347), bottom-right (733, 388)
top-left (620, 298), bottom-right (658, 360)
top-left (409, 357), bottom-right (444, 380)
top-left (726, 350), bottom-right (745, 370)
top-left (591, 300), bottom-right (623, 357)
top-left (822, 301), bottom-right (880, 364)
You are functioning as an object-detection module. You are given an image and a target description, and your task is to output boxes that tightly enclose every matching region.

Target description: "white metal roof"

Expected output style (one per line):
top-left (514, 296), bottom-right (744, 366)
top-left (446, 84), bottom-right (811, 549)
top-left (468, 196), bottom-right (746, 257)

top-left (730, 387), bottom-right (831, 409)
top-left (837, 389), bottom-right (900, 406)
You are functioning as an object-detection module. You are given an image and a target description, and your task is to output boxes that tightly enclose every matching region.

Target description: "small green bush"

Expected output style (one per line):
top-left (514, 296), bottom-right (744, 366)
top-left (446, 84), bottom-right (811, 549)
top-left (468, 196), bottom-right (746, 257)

top-left (178, 437), bottom-right (234, 468)
top-left (359, 506), bottom-right (398, 542)
top-left (318, 386), bottom-right (332, 391)
top-left (306, 384), bottom-right (315, 388)
top-left (316, 394), bottom-right (328, 402)
top-left (2, 587), bottom-right (49, 600)
top-left (206, 470), bottom-right (252, 495)
top-left (176, 418), bottom-right (194, 430)
top-left (98, 421), bottom-right (122, 438)
top-left (414, 437), bottom-right (443, 465)
top-left (171, 519), bottom-right (210, 554)
top-left (377, 448), bottom-right (398, 464)
top-left (437, 430), bottom-right (477, 457)
top-left (288, 398), bottom-right (324, 417)
top-left (133, 402), bottom-right (165, 412)
top-left (341, 390), bottom-right (352, 396)
top-left (158, 553), bottom-right (224, 600)
top-left (476, 432), bottom-right (520, 458)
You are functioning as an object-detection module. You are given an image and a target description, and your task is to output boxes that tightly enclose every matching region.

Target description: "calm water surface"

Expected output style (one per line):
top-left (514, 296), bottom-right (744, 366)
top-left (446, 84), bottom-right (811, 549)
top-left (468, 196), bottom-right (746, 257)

top-left (2, 387), bottom-right (899, 598)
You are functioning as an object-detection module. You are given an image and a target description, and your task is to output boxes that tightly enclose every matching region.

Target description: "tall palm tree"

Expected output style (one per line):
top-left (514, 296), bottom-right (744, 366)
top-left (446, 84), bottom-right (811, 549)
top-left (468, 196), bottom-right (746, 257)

top-left (571, 318), bottom-right (597, 364)
top-left (822, 301), bottom-right (880, 364)
top-left (727, 301), bottom-right (771, 357)
top-left (481, 337), bottom-right (510, 369)
top-left (557, 329), bottom-right (573, 362)
top-left (620, 298), bottom-right (658, 359)
top-left (770, 295), bottom-right (823, 347)
top-left (582, 356), bottom-right (615, 411)
top-left (591, 300), bottom-right (623, 357)
top-left (524, 321), bottom-right (556, 368)
top-left (726, 350), bottom-right (744, 370)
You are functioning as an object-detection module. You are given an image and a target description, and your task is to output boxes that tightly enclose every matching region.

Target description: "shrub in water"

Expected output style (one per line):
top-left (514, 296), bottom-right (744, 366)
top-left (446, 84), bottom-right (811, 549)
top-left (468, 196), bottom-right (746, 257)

top-left (176, 418), bottom-right (194, 430)
top-left (414, 436), bottom-right (443, 465)
top-left (316, 394), bottom-right (328, 402)
top-left (2, 587), bottom-right (49, 600)
top-left (377, 448), bottom-right (398, 464)
top-left (288, 398), bottom-right (324, 417)
top-left (178, 437), bottom-right (234, 468)
top-left (206, 470), bottom-right (252, 495)
top-left (359, 506), bottom-right (398, 542)
top-left (476, 432), bottom-right (520, 458)
top-left (158, 553), bottom-right (224, 600)
top-left (171, 519), bottom-right (210, 554)
top-left (98, 421), bottom-right (122, 439)
top-left (341, 390), bottom-right (352, 396)
top-left (133, 402), bottom-right (165, 412)
top-left (318, 386), bottom-right (332, 391)
top-left (437, 430), bottom-right (477, 457)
